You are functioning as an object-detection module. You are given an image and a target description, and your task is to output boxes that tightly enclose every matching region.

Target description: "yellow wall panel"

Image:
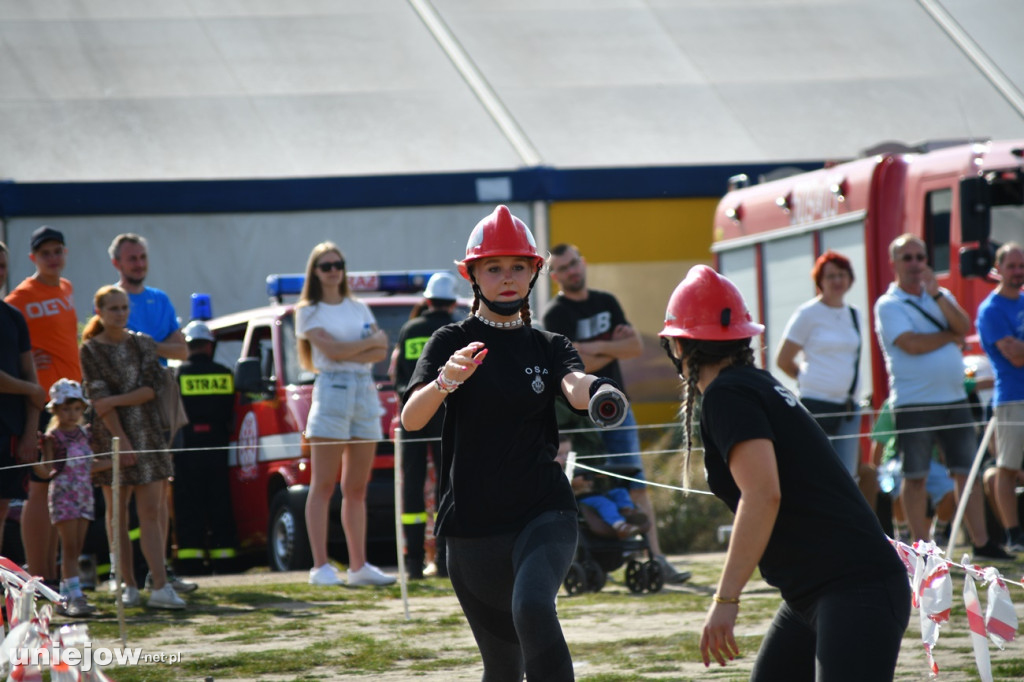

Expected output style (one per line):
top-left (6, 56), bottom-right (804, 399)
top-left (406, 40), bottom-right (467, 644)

top-left (549, 198), bottom-right (717, 263)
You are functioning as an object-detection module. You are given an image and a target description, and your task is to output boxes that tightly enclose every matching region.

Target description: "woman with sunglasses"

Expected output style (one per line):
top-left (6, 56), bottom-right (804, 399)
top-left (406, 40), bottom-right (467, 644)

top-left (401, 206), bottom-right (627, 681)
top-left (296, 242), bottom-right (395, 587)
top-left (659, 265), bottom-right (909, 681)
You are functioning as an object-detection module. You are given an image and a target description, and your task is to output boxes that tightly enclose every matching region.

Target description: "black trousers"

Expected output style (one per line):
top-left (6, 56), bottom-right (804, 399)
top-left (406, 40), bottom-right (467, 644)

top-left (447, 510), bottom-right (578, 682)
top-left (751, 570), bottom-right (911, 681)
top-left (400, 412), bottom-right (444, 566)
top-left (172, 444), bottom-right (237, 560)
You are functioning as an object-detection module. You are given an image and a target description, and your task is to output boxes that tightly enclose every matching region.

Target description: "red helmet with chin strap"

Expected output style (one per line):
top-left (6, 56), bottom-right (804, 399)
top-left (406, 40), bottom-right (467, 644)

top-left (659, 265), bottom-right (765, 341)
top-left (457, 205), bottom-right (544, 281)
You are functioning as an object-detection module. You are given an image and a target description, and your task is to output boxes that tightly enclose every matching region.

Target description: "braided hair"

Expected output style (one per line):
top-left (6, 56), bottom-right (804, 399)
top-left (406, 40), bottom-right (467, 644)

top-left (662, 336), bottom-right (755, 492)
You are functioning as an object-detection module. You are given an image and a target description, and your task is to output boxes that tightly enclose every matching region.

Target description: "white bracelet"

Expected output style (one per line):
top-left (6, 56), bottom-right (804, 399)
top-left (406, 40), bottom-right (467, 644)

top-left (435, 367), bottom-right (462, 393)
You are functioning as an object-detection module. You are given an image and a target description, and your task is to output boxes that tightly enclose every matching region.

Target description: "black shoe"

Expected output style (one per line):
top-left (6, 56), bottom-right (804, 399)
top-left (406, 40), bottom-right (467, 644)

top-left (407, 565), bottom-right (425, 580)
top-left (973, 541), bottom-right (1015, 561)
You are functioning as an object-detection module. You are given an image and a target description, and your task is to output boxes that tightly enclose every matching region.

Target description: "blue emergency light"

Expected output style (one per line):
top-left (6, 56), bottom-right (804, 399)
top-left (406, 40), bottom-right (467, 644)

top-left (266, 271), bottom-right (443, 303)
top-left (191, 293), bottom-right (213, 320)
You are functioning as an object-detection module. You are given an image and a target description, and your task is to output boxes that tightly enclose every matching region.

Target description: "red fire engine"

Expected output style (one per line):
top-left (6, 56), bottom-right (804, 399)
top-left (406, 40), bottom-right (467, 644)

top-left (197, 272), bottom-right (468, 571)
top-left (711, 139), bottom-right (1024, 409)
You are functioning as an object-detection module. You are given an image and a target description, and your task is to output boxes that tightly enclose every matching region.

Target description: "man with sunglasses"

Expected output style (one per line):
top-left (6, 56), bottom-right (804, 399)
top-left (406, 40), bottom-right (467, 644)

top-left (874, 234), bottom-right (1011, 559)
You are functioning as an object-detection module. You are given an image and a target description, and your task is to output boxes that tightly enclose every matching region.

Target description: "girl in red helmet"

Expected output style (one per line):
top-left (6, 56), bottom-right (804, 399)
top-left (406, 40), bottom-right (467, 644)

top-left (402, 205), bottom-right (627, 682)
top-left (659, 265), bottom-right (910, 681)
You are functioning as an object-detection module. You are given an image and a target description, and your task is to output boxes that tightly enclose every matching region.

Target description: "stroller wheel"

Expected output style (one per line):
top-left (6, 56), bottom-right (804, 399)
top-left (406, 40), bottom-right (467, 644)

top-left (643, 559), bottom-right (665, 593)
top-left (564, 562), bottom-right (588, 596)
top-left (583, 559), bottom-right (606, 592)
top-left (625, 559), bottom-right (645, 594)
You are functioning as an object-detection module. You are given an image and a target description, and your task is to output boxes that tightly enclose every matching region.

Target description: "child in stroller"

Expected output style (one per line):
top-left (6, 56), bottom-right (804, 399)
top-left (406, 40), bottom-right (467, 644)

top-left (556, 433), bottom-right (665, 594)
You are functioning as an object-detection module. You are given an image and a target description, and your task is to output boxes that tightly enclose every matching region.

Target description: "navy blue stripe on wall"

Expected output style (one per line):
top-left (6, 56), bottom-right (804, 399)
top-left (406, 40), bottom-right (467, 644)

top-left (0, 162), bottom-right (821, 217)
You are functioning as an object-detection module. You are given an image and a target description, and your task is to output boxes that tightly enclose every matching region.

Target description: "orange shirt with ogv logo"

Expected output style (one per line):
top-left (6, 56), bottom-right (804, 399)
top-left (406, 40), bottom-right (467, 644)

top-left (5, 277), bottom-right (82, 392)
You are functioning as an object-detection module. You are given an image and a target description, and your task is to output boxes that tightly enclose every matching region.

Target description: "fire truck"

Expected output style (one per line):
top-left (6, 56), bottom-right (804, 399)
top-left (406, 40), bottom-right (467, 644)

top-left (198, 272), bottom-right (469, 571)
top-left (711, 139), bottom-right (1024, 409)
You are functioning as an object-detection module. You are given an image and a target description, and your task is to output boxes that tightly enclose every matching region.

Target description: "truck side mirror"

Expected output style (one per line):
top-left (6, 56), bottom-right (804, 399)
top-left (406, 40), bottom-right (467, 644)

top-left (960, 176), bottom-right (991, 244)
top-left (234, 357), bottom-right (266, 395)
top-left (959, 243), bottom-right (995, 279)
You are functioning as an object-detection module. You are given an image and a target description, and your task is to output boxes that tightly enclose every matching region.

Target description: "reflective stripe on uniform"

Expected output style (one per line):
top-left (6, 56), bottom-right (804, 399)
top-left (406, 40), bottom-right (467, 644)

top-left (177, 548), bottom-right (205, 560)
top-left (128, 527), bottom-right (141, 542)
top-left (208, 548), bottom-right (237, 559)
top-left (401, 512), bottom-right (428, 525)
top-left (179, 373), bottom-right (234, 396)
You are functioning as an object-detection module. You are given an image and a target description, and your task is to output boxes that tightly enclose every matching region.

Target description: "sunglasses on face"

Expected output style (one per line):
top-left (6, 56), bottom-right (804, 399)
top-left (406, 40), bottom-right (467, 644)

top-left (316, 260), bottom-right (346, 273)
top-left (900, 253), bottom-right (926, 262)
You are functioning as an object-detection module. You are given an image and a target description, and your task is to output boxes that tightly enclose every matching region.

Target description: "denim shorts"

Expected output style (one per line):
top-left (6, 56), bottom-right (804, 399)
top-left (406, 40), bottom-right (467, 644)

top-left (599, 409), bottom-right (647, 490)
top-left (305, 370), bottom-right (384, 441)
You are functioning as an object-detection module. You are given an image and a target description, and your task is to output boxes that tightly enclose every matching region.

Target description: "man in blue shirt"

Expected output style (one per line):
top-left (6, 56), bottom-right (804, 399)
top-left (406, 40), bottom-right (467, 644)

top-left (874, 233), bottom-right (1009, 559)
top-left (109, 233), bottom-right (187, 363)
top-left (976, 242), bottom-right (1024, 552)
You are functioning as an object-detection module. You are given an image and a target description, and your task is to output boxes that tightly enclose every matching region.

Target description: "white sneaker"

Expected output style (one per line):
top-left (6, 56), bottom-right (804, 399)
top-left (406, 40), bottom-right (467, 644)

top-left (121, 586), bottom-right (141, 607)
top-left (147, 584), bottom-right (186, 610)
top-left (308, 563), bottom-right (344, 586)
top-left (145, 571), bottom-right (199, 594)
top-left (347, 563), bottom-right (396, 587)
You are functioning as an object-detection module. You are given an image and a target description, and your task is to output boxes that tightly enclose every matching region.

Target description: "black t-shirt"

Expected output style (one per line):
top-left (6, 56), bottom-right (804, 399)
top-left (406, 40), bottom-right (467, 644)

top-left (541, 290), bottom-right (629, 390)
top-left (0, 302), bottom-right (31, 436)
top-left (701, 365), bottom-right (904, 603)
top-left (405, 317), bottom-right (581, 537)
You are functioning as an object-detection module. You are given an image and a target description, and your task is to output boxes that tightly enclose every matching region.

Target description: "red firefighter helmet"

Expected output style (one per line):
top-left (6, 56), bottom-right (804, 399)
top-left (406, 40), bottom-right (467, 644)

top-left (659, 265), bottom-right (765, 340)
top-left (457, 205), bottom-right (544, 281)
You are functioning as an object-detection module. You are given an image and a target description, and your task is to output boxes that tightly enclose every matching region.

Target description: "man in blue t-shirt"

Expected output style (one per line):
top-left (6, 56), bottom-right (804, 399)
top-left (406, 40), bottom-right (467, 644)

top-left (109, 233), bottom-right (187, 363)
top-left (976, 242), bottom-right (1024, 552)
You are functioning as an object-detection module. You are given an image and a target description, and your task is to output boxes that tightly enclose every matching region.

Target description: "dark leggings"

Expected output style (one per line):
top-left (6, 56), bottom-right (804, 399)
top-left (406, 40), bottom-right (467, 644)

top-left (751, 570), bottom-right (911, 682)
top-left (447, 509), bottom-right (578, 682)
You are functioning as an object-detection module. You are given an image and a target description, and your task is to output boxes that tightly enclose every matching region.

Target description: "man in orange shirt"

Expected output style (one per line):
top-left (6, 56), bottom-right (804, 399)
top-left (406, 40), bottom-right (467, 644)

top-left (5, 226), bottom-right (82, 582)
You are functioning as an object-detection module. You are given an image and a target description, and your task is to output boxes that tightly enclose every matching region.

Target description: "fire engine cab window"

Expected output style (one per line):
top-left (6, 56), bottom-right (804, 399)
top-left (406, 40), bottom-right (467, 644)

top-left (925, 189), bottom-right (951, 273)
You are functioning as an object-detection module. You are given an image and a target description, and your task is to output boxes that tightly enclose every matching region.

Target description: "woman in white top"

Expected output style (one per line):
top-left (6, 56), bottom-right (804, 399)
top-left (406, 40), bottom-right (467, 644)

top-left (775, 251), bottom-right (862, 476)
top-left (296, 242), bottom-right (395, 587)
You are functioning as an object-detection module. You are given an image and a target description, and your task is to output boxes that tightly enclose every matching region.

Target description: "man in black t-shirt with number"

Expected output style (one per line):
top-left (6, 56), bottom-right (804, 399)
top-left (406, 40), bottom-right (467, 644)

top-left (543, 244), bottom-right (689, 583)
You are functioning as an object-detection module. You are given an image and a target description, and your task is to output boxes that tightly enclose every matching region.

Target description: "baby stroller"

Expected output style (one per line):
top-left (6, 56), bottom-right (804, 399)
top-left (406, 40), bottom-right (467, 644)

top-left (562, 456), bottom-right (664, 595)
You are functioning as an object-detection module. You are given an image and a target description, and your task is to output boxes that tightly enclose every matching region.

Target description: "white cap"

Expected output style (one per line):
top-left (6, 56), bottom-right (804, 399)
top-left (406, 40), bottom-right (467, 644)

top-left (183, 320), bottom-right (215, 343)
top-left (424, 271), bottom-right (458, 301)
top-left (47, 378), bottom-right (89, 410)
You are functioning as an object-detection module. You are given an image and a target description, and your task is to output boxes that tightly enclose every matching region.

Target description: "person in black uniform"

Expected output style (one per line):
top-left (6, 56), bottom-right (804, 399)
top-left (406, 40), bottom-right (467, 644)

top-left (401, 205), bottom-right (628, 682)
top-left (173, 320), bottom-right (238, 574)
top-left (394, 271), bottom-right (461, 579)
top-left (659, 265), bottom-right (910, 681)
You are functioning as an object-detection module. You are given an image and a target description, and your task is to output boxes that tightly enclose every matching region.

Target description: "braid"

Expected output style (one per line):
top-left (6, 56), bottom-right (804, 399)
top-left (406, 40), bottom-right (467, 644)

top-left (681, 353), bottom-right (700, 494)
top-left (471, 294), bottom-right (480, 316)
top-left (675, 336), bottom-right (755, 494)
top-left (520, 300), bottom-right (532, 327)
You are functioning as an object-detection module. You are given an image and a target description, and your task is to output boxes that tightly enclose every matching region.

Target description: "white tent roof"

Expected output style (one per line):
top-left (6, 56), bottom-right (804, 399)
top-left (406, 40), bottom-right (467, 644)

top-left (1, 0), bottom-right (1022, 181)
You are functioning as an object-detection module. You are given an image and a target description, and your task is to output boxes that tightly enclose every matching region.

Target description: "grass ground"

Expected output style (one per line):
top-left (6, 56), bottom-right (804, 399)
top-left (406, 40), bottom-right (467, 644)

top-left (46, 551), bottom-right (1024, 682)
